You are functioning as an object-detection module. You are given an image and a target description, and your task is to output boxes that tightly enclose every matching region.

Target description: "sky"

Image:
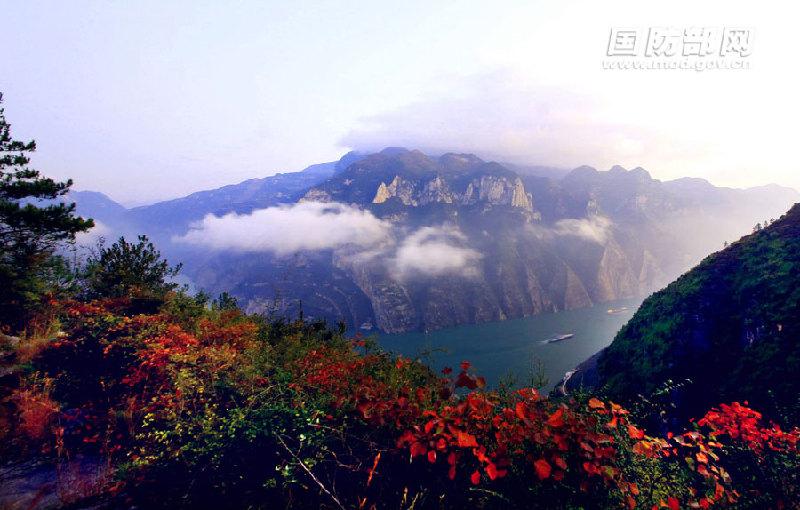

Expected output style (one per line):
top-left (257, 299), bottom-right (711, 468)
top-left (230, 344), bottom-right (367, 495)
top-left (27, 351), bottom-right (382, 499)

top-left (1, 0), bottom-right (798, 205)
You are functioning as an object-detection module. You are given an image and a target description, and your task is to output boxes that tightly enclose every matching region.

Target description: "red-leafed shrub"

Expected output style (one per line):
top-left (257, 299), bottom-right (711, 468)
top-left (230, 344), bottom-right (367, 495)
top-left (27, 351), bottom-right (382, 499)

top-left (5, 295), bottom-right (799, 509)
top-left (698, 402), bottom-right (800, 454)
top-left (13, 386), bottom-right (59, 442)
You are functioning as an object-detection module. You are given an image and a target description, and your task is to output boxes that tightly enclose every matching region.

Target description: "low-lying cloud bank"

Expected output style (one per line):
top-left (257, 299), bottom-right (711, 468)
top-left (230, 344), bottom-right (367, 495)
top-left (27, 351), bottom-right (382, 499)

top-left (390, 225), bottom-right (482, 279)
top-left (175, 202), bottom-right (390, 255)
top-left (176, 201), bottom-right (615, 282)
top-left (176, 202), bottom-right (483, 279)
top-left (552, 216), bottom-right (612, 244)
top-left (527, 216), bottom-right (613, 244)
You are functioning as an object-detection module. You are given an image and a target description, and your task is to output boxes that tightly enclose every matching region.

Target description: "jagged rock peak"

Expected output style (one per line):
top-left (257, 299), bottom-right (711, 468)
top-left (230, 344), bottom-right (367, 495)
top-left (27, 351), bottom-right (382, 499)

top-left (372, 182), bottom-right (392, 204)
top-left (462, 174), bottom-right (533, 210)
top-left (371, 172), bottom-right (531, 210)
top-left (371, 175), bottom-right (422, 206)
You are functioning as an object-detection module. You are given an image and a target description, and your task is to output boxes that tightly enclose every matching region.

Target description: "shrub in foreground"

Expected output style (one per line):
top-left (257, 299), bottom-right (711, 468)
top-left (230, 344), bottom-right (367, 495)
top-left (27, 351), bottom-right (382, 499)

top-left (5, 296), bottom-right (799, 509)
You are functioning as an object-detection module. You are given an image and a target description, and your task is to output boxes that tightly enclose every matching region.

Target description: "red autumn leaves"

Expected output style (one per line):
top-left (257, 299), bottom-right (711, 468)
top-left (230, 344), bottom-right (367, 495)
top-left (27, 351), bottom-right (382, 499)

top-left (293, 347), bottom-right (800, 508)
top-left (698, 402), bottom-right (800, 454)
top-left (296, 351), bottom-right (644, 497)
top-left (16, 298), bottom-right (800, 510)
top-left (533, 458), bottom-right (551, 480)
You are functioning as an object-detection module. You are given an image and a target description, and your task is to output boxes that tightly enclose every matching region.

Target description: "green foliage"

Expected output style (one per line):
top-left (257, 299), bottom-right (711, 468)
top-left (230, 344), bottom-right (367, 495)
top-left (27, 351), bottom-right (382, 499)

top-left (82, 235), bottom-right (182, 300)
top-left (0, 92), bottom-right (93, 331)
top-left (599, 204), bottom-right (800, 424)
top-left (213, 291), bottom-right (239, 311)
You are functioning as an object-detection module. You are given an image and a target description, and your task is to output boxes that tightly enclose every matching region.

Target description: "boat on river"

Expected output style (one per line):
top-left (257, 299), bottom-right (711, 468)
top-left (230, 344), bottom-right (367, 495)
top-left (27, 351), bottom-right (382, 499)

top-left (546, 333), bottom-right (574, 343)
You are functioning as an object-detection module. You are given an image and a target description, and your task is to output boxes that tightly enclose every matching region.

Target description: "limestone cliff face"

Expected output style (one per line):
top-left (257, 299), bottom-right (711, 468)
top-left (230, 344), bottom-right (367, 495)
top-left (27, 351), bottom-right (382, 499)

top-left (373, 175), bottom-right (419, 205)
top-left (372, 182), bottom-right (391, 204)
top-left (333, 253), bottom-right (419, 333)
top-left (461, 176), bottom-right (533, 210)
top-left (637, 249), bottom-right (668, 291)
top-left (371, 175), bottom-right (457, 206)
top-left (326, 216), bottom-right (660, 333)
top-left (512, 179), bottom-right (533, 209)
top-left (421, 176), bottom-right (455, 204)
top-left (593, 241), bottom-right (639, 302)
top-left (370, 173), bottom-right (530, 210)
top-left (563, 266), bottom-right (593, 310)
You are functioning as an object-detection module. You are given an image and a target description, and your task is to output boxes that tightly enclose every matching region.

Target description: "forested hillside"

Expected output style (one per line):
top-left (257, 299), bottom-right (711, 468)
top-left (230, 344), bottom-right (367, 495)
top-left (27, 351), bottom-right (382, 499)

top-left (596, 204), bottom-right (800, 424)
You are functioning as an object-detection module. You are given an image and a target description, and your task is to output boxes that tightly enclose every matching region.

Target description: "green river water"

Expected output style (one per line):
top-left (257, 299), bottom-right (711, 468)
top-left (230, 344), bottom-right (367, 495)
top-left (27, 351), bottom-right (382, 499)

top-left (377, 299), bottom-right (640, 392)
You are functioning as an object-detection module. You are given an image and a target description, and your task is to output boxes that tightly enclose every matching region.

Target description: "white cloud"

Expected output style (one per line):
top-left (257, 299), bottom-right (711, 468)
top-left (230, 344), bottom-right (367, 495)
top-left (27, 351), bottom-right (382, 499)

top-left (340, 68), bottom-right (800, 193)
top-left (175, 202), bottom-right (390, 255)
top-left (177, 206), bottom-right (484, 281)
top-left (340, 74), bottom-right (695, 174)
top-left (553, 216), bottom-right (612, 244)
top-left (527, 216), bottom-right (613, 244)
top-left (390, 225), bottom-right (482, 279)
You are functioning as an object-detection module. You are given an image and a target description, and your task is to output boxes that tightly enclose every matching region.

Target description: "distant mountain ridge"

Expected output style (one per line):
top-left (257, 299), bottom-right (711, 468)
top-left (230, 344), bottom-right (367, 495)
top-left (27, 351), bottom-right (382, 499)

top-left (121, 151), bottom-right (364, 236)
top-left (67, 148), bottom-right (800, 333)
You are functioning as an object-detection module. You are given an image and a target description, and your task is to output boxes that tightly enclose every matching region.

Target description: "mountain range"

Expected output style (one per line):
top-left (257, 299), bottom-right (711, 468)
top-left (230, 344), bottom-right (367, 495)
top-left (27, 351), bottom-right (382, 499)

top-left (68, 148), bottom-right (800, 333)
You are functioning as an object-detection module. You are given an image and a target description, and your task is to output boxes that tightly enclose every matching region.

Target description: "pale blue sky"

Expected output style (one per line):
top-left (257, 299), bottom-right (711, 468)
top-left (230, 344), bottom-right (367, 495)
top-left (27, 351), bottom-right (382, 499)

top-left (1, 1), bottom-right (797, 204)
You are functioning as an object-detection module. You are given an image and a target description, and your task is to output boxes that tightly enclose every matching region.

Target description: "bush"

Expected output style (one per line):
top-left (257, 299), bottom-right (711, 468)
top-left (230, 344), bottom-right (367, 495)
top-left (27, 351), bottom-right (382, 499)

top-left (5, 295), bottom-right (800, 509)
top-left (81, 235), bottom-right (182, 300)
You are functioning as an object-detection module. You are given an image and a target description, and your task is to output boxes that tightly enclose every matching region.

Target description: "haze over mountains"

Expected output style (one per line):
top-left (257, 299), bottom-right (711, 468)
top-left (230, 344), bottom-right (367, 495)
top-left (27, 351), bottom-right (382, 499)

top-left (69, 148), bottom-right (799, 333)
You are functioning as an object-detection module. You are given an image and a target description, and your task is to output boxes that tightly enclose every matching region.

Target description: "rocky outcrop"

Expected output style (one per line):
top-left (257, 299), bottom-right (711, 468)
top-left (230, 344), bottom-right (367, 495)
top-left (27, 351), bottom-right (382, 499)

top-left (462, 176), bottom-right (533, 210)
top-left (372, 182), bottom-right (392, 204)
top-left (637, 249), bottom-right (667, 291)
top-left (371, 173), bottom-right (528, 209)
top-left (420, 175), bottom-right (455, 204)
top-left (512, 179), bottom-right (533, 209)
top-left (563, 266), bottom-right (593, 310)
top-left (593, 241), bottom-right (638, 302)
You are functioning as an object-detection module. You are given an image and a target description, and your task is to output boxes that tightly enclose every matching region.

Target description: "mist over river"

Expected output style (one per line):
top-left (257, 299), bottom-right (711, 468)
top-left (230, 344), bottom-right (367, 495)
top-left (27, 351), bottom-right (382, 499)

top-left (378, 299), bottom-right (640, 392)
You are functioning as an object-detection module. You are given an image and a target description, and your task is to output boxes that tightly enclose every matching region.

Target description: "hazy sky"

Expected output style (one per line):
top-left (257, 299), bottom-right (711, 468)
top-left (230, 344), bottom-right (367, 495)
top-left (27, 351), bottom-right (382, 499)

top-left (1, 1), bottom-right (798, 205)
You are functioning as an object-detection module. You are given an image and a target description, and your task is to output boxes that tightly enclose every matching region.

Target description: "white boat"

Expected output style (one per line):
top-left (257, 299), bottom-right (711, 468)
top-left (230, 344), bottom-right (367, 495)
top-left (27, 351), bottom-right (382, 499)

top-left (546, 333), bottom-right (574, 343)
top-left (606, 307), bottom-right (630, 315)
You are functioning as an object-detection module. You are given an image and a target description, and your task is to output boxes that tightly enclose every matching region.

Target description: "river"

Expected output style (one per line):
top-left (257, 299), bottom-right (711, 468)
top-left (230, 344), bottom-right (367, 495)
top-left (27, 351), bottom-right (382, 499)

top-left (377, 299), bottom-right (640, 392)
